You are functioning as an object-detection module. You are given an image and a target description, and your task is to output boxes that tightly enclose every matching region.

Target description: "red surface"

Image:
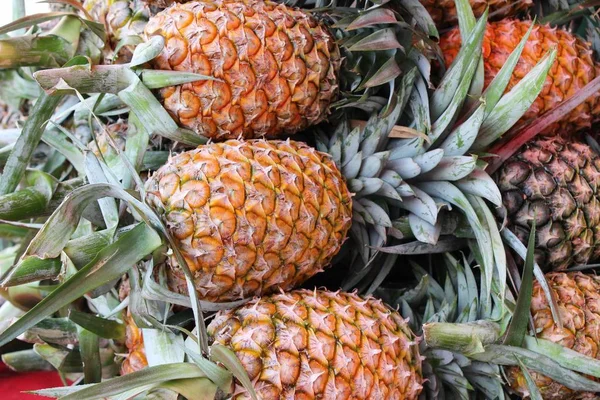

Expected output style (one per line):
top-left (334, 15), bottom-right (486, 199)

top-left (0, 362), bottom-right (64, 399)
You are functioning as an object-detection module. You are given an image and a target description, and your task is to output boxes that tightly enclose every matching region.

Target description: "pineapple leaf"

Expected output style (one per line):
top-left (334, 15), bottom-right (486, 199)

top-left (84, 153), bottom-right (119, 229)
top-left (467, 196), bottom-right (506, 304)
top-left (455, 169), bottom-right (502, 207)
top-left (377, 237), bottom-right (467, 254)
top-left (1, 349), bottom-right (53, 372)
top-left (517, 357), bottom-right (544, 400)
top-left (0, 92), bottom-right (63, 195)
top-left (474, 345), bottom-right (600, 393)
top-left (119, 72), bottom-right (206, 146)
top-left (408, 214), bottom-right (440, 245)
top-left (140, 70), bottom-right (220, 89)
top-left (429, 55), bottom-right (480, 143)
top-left (397, 0), bottom-right (438, 38)
top-left (501, 228), bottom-right (563, 328)
top-left (503, 221), bottom-right (535, 346)
top-left (33, 363), bottom-right (210, 400)
top-left (78, 327), bottom-right (102, 384)
top-left (399, 185), bottom-right (438, 225)
top-left (430, 9), bottom-right (487, 121)
top-left (481, 21), bottom-right (535, 116)
top-left (0, 12), bottom-right (76, 36)
top-left (346, 8), bottom-right (398, 30)
top-left (0, 171), bottom-right (57, 221)
top-left (68, 310), bottom-right (125, 340)
top-left (523, 335), bottom-right (600, 378)
top-left (20, 317), bottom-right (78, 346)
top-left (131, 36), bottom-right (164, 68)
top-left (142, 329), bottom-right (186, 367)
top-left (361, 56), bottom-right (401, 89)
top-left (348, 28), bottom-right (403, 52)
top-left (418, 156), bottom-right (477, 181)
top-left (455, 0), bottom-right (484, 106)
top-left (438, 103), bottom-right (485, 157)
top-left (475, 48), bottom-right (557, 150)
top-left (417, 182), bottom-right (493, 306)
top-left (0, 223), bottom-right (161, 348)
top-left (412, 149), bottom-right (444, 173)
top-left (158, 378), bottom-right (217, 400)
top-left (211, 344), bottom-right (258, 400)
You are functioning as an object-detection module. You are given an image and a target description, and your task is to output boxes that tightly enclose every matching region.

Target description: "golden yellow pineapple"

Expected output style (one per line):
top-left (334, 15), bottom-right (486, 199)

top-left (144, 0), bottom-right (340, 140)
top-left (420, 0), bottom-right (532, 27)
top-left (506, 272), bottom-right (600, 399)
top-left (122, 289), bottom-right (424, 399)
top-left (145, 140), bottom-right (352, 302)
top-left (440, 19), bottom-right (600, 137)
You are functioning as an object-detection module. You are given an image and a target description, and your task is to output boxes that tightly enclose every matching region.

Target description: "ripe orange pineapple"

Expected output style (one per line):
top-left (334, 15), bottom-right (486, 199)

top-left (506, 272), bottom-right (600, 399)
top-left (122, 289), bottom-right (424, 400)
top-left (440, 19), bottom-right (600, 137)
top-left (145, 140), bottom-right (352, 302)
top-left (420, 0), bottom-right (532, 27)
top-left (120, 313), bottom-right (147, 375)
top-left (143, 0), bottom-right (340, 140)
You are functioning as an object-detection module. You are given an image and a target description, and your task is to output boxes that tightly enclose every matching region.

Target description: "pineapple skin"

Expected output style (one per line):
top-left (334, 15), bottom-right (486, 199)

top-left (496, 137), bottom-right (600, 270)
top-left (121, 312), bottom-right (148, 375)
top-left (440, 19), bottom-right (600, 137)
top-left (145, 140), bottom-right (352, 302)
top-left (207, 289), bottom-right (423, 400)
top-left (420, 0), bottom-right (532, 27)
top-left (506, 272), bottom-right (600, 399)
top-left (122, 290), bottom-right (423, 399)
top-left (144, 0), bottom-right (341, 140)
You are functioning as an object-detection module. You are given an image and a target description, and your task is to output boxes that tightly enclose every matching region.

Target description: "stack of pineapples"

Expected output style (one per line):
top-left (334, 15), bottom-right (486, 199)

top-left (2, 0), bottom-right (600, 398)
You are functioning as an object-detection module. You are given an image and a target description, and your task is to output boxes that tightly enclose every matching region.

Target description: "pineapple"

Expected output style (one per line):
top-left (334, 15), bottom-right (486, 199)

top-left (439, 19), bottom-right (600, 136)
top-left (495, 136), bottom-right (600, 270)
top-left (420, 0), bottom-right (532, 27)
top-left (122, 289), bottom-right (424, 399)
top-left (120, 312), bottom-right (147, 375)
top-left (506, 272), bottom-right (600, 399)
top-left (143, 0), bottom-right (340, 140)
top-left (145, 139), bottom-right (352, 302)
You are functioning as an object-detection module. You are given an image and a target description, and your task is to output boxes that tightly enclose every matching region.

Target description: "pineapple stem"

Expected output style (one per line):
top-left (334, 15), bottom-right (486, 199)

top-left (487, 74), bottom-right (600, 174)
top-left (423, 321), bottom-right (501, 356)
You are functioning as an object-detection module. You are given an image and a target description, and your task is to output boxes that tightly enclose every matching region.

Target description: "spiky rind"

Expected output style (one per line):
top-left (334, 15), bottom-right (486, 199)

top-left (207, 289), bottom-right (423, 400)
top-left (496, 137), bottom-right (600, 270)
top-left (440, 19), bottom-right (600, 137)
top-left (145, 140), bottom-right (352, 302)
top-left (121, 313), bottom-right (147, 375)
top-left (144, 0), bottom-right (341, 140)
top-left (421, 0), bottom-right (532, 27)
top-left (506, 272), bottom-right (600, 400)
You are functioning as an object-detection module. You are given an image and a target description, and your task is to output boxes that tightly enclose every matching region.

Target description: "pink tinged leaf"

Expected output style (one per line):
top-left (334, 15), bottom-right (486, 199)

top-left (362, 57), bottom-right (401, 88)
top-left (346, 8), bottom-right (398, 31)
top-left (349, 28), bottom-right (404, 52)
